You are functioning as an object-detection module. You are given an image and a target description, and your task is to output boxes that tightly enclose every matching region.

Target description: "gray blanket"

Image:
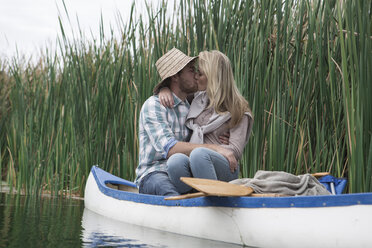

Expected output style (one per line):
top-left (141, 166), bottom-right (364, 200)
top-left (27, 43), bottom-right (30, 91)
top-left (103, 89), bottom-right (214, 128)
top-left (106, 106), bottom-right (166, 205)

top-left (230, 170), bottom-right (331, 196)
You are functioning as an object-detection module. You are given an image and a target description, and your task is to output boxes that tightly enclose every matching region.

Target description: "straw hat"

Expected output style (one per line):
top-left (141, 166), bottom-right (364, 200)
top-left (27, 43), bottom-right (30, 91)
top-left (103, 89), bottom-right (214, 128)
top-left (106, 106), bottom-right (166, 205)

top-left (153, 48), bottom-right (197, 94)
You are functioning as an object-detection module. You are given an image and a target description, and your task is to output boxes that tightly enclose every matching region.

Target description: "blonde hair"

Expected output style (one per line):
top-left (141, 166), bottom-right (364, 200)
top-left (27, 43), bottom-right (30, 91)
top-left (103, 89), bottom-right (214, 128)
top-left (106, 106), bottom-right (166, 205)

top-left (198, 50), bottom-right (252, 127)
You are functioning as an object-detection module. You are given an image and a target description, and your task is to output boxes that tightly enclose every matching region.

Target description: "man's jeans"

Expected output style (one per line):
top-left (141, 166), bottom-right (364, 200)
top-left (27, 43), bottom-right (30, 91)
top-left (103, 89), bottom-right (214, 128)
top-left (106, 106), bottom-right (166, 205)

top-left (167, 147), bottom-right (239, 194)
top-left (139, 171), bottom-right (179, 196)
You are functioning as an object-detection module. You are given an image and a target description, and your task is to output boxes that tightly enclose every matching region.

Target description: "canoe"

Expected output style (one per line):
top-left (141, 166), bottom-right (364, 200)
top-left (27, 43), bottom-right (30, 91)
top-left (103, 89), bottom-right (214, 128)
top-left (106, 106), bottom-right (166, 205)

top-left (84, 165), bottom-right (372, 248)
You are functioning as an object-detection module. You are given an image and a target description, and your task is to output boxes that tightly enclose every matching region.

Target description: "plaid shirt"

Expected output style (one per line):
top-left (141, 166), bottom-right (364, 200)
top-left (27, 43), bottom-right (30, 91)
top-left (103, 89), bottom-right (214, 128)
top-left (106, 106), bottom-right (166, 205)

top-left (135, 94), bottom-right (191, 186)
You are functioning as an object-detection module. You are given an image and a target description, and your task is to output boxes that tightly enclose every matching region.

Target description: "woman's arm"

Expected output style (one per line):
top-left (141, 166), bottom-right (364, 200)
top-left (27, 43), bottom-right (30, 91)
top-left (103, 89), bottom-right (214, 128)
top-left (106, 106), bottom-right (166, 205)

top-left (158, 87), bottom-right (174, 108)
top-left (221, 115), bottom-right (252, 160)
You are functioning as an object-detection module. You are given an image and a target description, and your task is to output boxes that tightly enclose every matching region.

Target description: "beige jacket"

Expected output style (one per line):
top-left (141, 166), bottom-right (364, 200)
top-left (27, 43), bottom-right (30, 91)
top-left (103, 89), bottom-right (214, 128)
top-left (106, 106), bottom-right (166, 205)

top-left (185, 91), bottom-right (253, 160)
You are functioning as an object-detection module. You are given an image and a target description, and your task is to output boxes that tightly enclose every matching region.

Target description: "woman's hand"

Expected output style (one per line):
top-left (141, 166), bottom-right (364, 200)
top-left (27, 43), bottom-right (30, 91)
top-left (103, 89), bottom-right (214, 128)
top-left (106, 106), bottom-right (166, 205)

top-left (216, 147), bottom-right (237, 173)
top-left (158, 87), bottom-right (174, 108)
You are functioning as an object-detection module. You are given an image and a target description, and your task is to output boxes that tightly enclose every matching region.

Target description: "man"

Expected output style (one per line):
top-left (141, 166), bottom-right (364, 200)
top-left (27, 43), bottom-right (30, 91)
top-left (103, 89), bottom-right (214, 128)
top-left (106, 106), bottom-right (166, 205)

top-left (135, 48), bottom-right (237, 196)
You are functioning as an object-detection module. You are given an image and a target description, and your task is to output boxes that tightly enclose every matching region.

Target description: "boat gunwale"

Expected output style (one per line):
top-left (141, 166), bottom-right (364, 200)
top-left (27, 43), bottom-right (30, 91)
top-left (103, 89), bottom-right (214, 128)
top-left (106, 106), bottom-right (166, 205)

top-left (90, 166), bottom-right (372, 208)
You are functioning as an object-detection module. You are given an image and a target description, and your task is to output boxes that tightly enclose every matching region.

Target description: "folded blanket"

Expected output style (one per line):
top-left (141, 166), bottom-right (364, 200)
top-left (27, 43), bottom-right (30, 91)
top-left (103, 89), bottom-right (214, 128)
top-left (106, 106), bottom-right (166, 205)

top-left (230, 170), bottom-right (331, 196)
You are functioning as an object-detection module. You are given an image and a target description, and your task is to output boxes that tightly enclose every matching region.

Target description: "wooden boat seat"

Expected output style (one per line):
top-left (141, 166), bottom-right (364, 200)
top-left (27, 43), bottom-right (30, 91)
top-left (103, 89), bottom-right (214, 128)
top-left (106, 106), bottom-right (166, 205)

top-left (106, 183), bottom-right (139, 193)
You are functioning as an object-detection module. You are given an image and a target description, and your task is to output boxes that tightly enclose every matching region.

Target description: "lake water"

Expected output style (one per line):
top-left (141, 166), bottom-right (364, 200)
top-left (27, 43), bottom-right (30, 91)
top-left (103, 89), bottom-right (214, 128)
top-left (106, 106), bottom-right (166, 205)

top-left (0, 192), bottom-right (243, 247)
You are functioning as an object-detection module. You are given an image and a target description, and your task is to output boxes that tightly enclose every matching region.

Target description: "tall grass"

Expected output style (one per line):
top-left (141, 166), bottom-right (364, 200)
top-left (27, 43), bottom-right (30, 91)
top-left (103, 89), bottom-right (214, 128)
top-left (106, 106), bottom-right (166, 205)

top-left (0, 0), bottom-right (371, 195)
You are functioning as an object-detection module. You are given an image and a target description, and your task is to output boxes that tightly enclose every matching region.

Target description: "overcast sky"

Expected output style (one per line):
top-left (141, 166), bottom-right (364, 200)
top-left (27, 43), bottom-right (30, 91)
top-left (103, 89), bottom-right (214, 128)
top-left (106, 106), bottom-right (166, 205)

top-left (0, 0), bottom-right (172, 60)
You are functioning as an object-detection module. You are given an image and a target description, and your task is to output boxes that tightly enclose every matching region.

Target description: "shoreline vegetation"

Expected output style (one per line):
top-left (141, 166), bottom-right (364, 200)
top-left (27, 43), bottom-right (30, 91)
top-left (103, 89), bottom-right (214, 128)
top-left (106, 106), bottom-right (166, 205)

top-left (0, 0), bottom-right (371, 197)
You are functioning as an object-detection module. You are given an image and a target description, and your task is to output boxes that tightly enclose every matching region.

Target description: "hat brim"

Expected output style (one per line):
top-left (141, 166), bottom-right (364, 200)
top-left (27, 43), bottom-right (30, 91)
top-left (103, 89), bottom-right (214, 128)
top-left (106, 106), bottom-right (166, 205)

top-left (153, 56), bottom-right (197, 94)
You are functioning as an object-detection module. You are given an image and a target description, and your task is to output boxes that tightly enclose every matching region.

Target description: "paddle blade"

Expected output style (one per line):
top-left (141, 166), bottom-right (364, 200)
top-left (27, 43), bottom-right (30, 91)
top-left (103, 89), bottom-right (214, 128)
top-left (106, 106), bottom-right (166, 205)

top-left (180, 177), bottom-right (253, 197)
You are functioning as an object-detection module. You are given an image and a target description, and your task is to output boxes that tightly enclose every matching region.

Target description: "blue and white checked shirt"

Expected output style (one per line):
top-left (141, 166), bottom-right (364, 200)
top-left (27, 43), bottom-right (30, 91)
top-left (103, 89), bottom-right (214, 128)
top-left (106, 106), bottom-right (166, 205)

top-left (135, 93), bottom-right (191, 186)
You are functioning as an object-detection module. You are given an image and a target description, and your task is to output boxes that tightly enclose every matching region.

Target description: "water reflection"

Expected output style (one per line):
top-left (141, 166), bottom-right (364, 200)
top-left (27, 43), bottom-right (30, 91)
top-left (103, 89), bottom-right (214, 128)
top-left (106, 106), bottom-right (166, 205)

top-left (0, 192), bottom-right (84, 247)
top-left (82, 209), bottom-right (161, 248)
top-left (82, 208), bottom-right (243, 248)
top-left (0, 192), bottom-right (243, 247)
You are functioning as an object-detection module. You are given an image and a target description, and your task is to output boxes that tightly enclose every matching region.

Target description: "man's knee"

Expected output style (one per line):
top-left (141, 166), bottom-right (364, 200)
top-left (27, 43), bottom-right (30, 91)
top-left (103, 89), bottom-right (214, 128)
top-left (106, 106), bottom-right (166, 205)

top-left (139, 172), bottom-right (179, 196)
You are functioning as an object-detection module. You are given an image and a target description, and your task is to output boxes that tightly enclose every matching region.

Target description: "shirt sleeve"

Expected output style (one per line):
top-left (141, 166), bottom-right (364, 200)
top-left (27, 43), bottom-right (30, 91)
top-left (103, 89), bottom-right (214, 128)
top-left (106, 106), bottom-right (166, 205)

top-left (140, 97), bottom-right (178, 158)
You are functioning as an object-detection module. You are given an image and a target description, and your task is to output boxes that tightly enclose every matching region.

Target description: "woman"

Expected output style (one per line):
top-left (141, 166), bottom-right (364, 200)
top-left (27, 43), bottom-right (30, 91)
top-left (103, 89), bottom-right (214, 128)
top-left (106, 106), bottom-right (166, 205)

top-left (159, 50), bottom-right (253, 194)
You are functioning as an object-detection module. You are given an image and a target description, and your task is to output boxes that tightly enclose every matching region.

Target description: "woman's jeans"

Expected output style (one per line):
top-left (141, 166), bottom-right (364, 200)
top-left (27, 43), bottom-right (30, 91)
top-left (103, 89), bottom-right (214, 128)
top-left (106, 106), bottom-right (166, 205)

top-left (167, 147), bottom-right (239, 194)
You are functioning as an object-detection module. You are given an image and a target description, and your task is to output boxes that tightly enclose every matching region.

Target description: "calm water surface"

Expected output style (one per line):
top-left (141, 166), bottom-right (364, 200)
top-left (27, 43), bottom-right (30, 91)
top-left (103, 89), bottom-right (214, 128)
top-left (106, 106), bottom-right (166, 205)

top-left (0, 192), bottom-right (243, 247)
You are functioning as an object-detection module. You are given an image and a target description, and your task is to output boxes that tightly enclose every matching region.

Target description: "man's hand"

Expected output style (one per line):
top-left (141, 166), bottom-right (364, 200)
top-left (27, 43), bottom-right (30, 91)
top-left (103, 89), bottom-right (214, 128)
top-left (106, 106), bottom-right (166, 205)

top-left (219, 132), bottom-right (230, 145)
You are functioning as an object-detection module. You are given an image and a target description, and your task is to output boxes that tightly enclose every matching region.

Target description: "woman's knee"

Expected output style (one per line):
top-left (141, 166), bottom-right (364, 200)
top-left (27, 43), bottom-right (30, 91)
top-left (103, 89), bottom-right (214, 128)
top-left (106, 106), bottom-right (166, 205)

top-left (190, 147), bottom-right (212, 160)
top-left (189, 147), bottom-right (214, 170)
top-left (167, 153), bottom-right (190, 172)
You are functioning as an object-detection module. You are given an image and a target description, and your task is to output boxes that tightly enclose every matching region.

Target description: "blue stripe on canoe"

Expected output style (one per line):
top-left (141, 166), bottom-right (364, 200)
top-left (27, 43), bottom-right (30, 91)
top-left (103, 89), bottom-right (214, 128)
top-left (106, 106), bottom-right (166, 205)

top-left (91, 165), bottom-right (372, 208)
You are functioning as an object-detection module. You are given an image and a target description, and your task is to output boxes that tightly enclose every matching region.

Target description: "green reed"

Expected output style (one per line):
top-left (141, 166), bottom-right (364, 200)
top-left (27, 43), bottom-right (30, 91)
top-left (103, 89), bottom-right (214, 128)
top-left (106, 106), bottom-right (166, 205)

top-left (0, 0), bottom-right (371, 195)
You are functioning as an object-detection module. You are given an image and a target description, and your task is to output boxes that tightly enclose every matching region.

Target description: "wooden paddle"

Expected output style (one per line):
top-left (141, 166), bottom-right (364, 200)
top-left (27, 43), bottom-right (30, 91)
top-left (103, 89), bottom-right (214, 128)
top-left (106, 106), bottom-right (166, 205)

top-left (311, 172), bottom-right (330, 178)
top-left (164, 177), bottom-right (253, 200)
top-left (165, 192), bottom-right (206, 200)
top-left (181, 177), bottom-right (253, 197)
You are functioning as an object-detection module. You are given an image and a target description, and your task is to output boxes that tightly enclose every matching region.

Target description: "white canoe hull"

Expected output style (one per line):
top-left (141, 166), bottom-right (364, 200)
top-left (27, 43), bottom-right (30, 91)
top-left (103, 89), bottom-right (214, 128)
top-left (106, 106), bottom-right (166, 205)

top-left (82, 208), bottom-right (241, 248)
top-left (84, 166), bottom-right (372, 247)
